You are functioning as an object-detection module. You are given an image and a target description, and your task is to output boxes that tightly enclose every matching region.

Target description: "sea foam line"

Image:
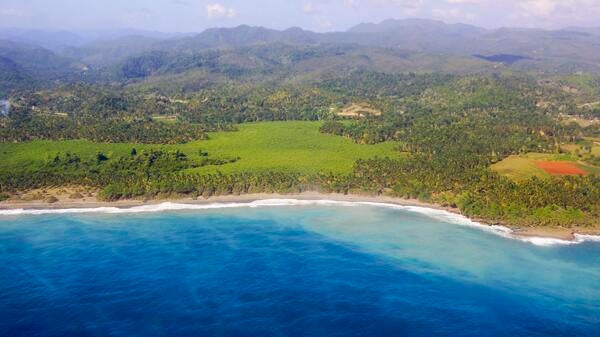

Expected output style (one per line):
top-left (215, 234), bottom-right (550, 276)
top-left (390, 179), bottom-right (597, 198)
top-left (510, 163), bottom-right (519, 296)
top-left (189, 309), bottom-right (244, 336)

top-left (1, 199), bottom-right (598, 246)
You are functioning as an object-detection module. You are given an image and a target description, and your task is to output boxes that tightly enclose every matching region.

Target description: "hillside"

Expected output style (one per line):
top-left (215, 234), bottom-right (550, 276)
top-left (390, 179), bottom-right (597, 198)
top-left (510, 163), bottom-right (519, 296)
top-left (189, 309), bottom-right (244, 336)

top-left (96, 21), bottom-right (600, 81)
top-left (112, 44), bottom-right (491, 91)
top-left (0, 40), bottom-right (84, 94)
top-left (2, 19), bottom-right (600, 95)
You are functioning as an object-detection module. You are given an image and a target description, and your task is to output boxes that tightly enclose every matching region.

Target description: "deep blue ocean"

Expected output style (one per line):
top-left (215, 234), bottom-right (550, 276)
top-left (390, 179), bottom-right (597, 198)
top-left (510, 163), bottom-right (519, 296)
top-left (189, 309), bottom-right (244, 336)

top-left (0, 201), bottom-right (599, 337)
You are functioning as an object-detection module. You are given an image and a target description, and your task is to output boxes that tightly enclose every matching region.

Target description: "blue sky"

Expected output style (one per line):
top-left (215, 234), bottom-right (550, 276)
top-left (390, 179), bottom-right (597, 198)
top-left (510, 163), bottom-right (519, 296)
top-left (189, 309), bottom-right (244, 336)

top-left (1, 0), bottom-right (599, 32)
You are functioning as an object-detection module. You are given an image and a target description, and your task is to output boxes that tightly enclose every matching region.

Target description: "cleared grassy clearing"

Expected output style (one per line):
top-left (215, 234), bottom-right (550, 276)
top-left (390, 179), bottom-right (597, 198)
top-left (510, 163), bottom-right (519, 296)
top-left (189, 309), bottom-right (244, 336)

top-left (335, 103), bottom-right (382, 118)
top-left (578, 163), bottom-right (600, 175)
top-left (151, 115), bottom-right (178, 124)
top-left (0, 121), bottom-right (401, 176)
top-left (561, 116), bottom-right (599, 128)
top-left (585, 137), bottom-right (600, 156)
top-left (185, 121), bottom-right (400, 174)
top-left (491, 156), bottom-right (549, 180)
top-left (0, 141), bottom-right (147, 174)
top-left (491, 152), bottom-right (600, 180)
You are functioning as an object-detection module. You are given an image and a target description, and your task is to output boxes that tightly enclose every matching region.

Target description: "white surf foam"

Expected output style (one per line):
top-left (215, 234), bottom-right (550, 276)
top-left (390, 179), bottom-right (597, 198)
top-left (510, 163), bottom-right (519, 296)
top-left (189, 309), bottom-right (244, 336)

top-left (353, 201), bottom-right (587, 246)
top-left (0, 199), bottom-right (347, 216)
top-left (1, 199), bottom-right (598, 246)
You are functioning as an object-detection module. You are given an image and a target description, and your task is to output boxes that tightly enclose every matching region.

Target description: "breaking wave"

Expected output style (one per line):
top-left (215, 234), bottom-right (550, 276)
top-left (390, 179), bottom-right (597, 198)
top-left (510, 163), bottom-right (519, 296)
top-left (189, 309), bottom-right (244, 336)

top-left (1, 199), bottom-right (598, 246)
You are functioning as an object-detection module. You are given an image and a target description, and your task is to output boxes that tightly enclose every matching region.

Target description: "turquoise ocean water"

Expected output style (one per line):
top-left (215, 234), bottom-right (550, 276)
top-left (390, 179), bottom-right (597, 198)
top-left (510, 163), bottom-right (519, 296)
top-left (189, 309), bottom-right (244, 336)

top-left (0, 200), bottom-right (599, 336)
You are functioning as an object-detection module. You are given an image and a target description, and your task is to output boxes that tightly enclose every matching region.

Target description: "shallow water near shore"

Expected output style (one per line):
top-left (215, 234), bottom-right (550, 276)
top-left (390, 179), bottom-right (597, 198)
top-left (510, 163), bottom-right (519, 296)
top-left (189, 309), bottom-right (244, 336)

top-left (1, 203), bottom-right (599, 336)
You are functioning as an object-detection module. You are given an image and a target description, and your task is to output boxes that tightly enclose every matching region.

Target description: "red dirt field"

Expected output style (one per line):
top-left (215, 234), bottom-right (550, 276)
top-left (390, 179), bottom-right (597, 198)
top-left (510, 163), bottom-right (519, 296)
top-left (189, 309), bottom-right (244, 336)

top-left (535, 161), bottom-right (587, 176)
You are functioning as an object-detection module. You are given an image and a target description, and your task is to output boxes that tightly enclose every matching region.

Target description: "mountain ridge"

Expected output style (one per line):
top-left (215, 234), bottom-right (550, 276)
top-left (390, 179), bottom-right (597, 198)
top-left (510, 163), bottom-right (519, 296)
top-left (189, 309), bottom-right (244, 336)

top-left (2, 18), bottom-right (600, 94)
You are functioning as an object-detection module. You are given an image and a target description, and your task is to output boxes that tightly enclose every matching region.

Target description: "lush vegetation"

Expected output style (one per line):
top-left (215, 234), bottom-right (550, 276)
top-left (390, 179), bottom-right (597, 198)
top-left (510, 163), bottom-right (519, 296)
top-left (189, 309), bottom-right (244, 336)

top-left (187, 122), bottom-right (400, 174)
top-left (346, 157), bottom-right (600, 227)
top-left (2, 24), bottom-right (600, 231)
top-left (0, 114), bottom-right (208, 144)
top-left (0, 122), bottom-right (399, 177)
top-left (1, 86), bottom-right (213, 143)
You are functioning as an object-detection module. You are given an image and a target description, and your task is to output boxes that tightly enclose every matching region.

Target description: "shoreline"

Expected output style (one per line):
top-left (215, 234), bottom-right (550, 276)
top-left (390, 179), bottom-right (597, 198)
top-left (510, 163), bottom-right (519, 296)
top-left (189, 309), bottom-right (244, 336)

top-left (1, 192), bottom-right (599, 242)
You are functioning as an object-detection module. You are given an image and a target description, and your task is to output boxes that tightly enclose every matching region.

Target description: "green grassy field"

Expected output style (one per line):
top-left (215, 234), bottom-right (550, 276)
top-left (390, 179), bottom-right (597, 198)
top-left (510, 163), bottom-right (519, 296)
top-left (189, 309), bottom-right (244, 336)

top-left (491, 156), bottom-right (548, 180)
top-left (187, 121), bottom-right (400, 174)
top-left (491, 152), bottom-right (600, 180)
top-left (0, 141), bottom-right (144, 175)
top-left (0, 121), bottom-right (401, 175)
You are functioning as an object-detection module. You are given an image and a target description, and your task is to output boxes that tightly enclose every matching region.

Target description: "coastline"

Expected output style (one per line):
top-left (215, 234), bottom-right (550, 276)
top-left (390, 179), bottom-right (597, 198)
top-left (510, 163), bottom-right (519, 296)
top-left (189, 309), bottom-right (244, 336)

top-left (1, 191), bottom-right (599, 242)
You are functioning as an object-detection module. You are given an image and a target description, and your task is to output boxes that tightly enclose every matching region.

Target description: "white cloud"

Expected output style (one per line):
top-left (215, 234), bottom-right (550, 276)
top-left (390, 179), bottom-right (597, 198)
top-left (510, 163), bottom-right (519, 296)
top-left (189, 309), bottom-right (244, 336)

top-left (447, 0), bottom-right (483, 4)
top-left (316, 17), bottom-right (334, 29)
top-left (350, 0), bottom-right (426, 9)
top-left (433, 7), bottom-right (476, 21)
top-left (303, 2), bottom-right (319, 14)
top-left (518, 0), bottom-right (558, 17)
top-left (374, 0), bottom-right (425, 6)
top-left (517, 0), bottom-right (600, 19)
top-left (368, 0), bottom-right (426, 15)
top-left (0, 8), bottom-right (29, 18)
top-left (206, 3), bottom-right (236, 19)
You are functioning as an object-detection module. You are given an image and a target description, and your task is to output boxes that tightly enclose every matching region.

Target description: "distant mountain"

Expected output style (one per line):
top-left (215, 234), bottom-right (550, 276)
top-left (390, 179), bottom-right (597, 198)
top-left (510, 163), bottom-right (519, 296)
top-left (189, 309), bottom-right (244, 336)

top-left (51, 26), bottom-right (321, 68)
top-left (0, 40), bottom-right (78, 76)
top-left (25, 19), bottom-right (598, 75)
top-left (474, 54), bottom-right (532, 65)
top-left (563, 26), bottom-right (600, 36)
top-left (104, 43), bottom-right (491, 92)
top-left (0, 29), bottom-right (87, 49)
top-left (0, 55), bottom-right (31, 95)
top-left (162, 25), bottom-right (320, 52)
top-left (0, 28), bottom-right (191, 51)
top-left (341, 19), bottom-right (600, 73)
top-left (86, 29), bottom-right (191, 41)
top-left (159, 20), bottom-right (600, 74)
top-left (0, 40), bottom-right (83, 93)
top-left (348, 18), bottom-right (485, 36)
top-left (4, 19), bottom-right (600, 94)
top-left (61, 35), bottom-right (164, 67)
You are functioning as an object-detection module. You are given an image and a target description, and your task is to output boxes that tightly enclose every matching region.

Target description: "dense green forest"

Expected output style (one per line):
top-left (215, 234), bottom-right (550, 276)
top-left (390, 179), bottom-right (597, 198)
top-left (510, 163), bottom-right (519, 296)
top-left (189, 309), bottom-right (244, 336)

top-left (2, 71), bottom-right (600, 228)
top-left (1, 20), bottom-right (600, 230)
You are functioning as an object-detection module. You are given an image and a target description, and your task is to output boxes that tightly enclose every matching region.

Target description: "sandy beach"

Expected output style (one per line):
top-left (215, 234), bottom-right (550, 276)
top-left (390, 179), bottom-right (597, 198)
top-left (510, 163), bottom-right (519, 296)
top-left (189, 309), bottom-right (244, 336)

top-left (1, 191), bottom-right (598, 241)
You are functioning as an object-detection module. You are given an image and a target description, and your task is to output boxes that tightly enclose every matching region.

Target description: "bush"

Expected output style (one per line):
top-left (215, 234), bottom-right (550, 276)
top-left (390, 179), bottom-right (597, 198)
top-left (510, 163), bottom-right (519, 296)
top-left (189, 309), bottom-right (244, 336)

top-left (69, 192), bottom-right (84, 199)
top-left (45, 196), bottom-right (59, 203)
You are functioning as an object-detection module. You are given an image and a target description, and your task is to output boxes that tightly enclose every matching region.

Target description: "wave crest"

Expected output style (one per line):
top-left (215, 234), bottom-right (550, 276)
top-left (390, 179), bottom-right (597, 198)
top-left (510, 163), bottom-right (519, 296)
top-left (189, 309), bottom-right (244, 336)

top-left (1, 199), bottom-right (598, 246)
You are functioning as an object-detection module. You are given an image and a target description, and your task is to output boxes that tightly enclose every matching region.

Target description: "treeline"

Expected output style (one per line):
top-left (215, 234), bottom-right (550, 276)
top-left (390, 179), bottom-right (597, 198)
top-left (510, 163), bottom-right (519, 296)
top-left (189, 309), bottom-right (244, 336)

top-left (1, 85), bottom-right (214, 143)
top-left (0, 110), bottom-right (208, 144)
top-left (4, 71), bottom-right (459, 131)
top-left (460, 174), bottom-right (600, 227)
top-left (321, 102), bottom-right (566, 153)
top-left (11, 85), bottom-right (187, 118)
top-left (0, 149), bottom-right (237, 192)
top-left (178, 85), bottom-right (337, 124)
top-left (320, 71), bottom-right (454, 99)
top-left (315, 74), bottom-right (600, 227)
top-left (3, 83), bottom-right (340, 140)
top-left (7, 72), bottom-right (596, 144)
top-left (346, 158), bottom-right (600, 227)
top-left (2, 149), bottom-right (597, 227)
